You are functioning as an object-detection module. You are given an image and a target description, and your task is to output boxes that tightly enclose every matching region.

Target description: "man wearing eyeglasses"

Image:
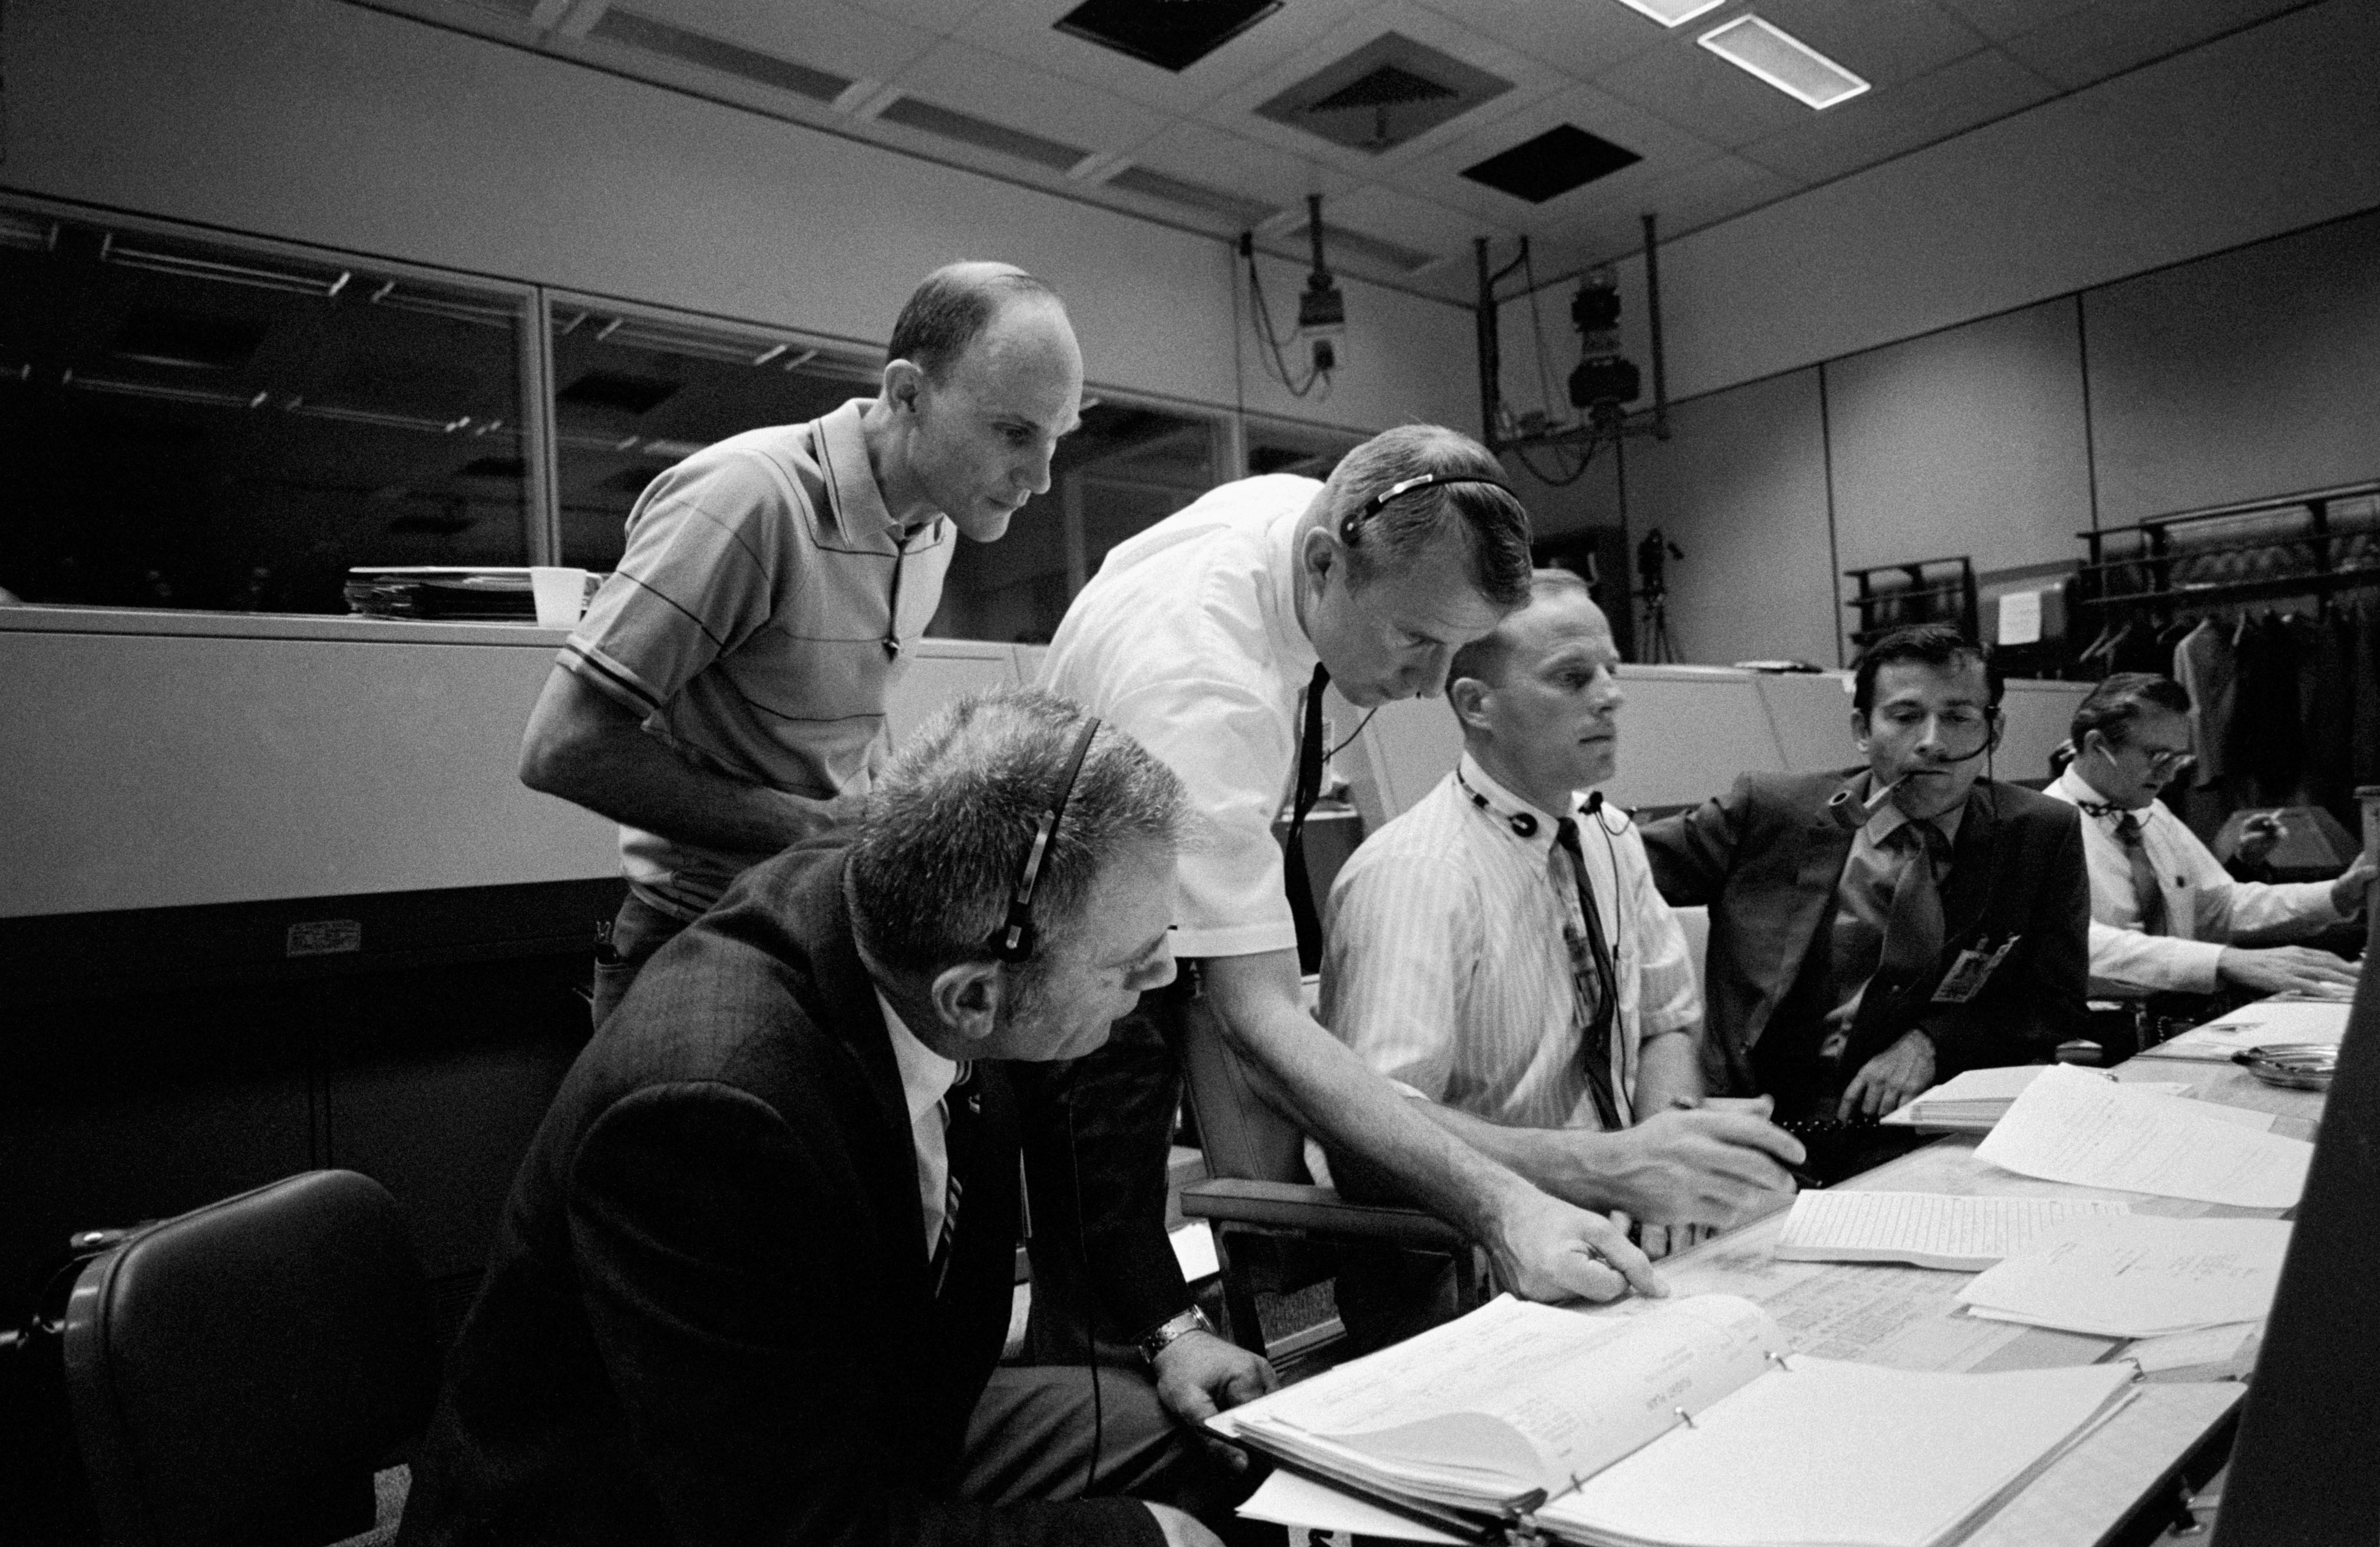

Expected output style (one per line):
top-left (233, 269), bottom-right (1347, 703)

top-left (403, 692), bottom-right (1272, 1547)
top-left (2045, 672), bottom-right (2369, 1001)
top-left (1640, 625), bottom-right (2092, 1181)
top-left (1034, 424), bottom-right (1806, 1323)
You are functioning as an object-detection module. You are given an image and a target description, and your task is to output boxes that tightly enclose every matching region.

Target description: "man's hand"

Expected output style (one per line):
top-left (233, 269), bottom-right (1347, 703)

top-left (2330, 854), bottom-right (2378, 916)
top-left (2236, 811), bottom-right (2287, 868)
top-left (1569, 1109), bottom-right (1803, 1227)
top-left (1839, 1029), bottom-right (1936, 1120)
top-left (2219, 944), bottom-right (2360, 996)
top-left (1143, 1503), bottom-right (1226, 1547)
top-left (1151, 1329), bottom-right (1276, 1432)
top-left (1486, 1186), bottom-right (1666, 1303)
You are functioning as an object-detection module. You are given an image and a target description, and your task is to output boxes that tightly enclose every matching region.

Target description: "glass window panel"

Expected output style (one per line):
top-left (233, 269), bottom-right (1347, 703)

top-left (0, 207), bottom-right (530, 613)
top-left (929, 400), bottom-right (1224, 643)
top-left (548, 303), bottom-right (877, 572)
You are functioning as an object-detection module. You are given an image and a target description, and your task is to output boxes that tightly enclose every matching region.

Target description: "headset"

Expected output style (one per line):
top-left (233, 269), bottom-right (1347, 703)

top-left (988, 715), bottom-right (1101, 963)
top-left (1828, 706), bottom-right (2003, 830)
top-left (1338, 472), bottom-right (1517, 547)
top-left (1454, 768), bottom-right (1630, 969)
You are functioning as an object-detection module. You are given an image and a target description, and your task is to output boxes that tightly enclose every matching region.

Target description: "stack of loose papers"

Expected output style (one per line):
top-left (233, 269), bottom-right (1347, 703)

top-left (1883, 1066), bottom-right (2197, 1130)
top-left (1973, 1063), bottom-right (2309, 1208)
top-left (1775, 1191), bottom-right (2131, 1271)
top-left (1956, 1215), bottom-right (2292, 1340)
top-left (2145, 997), bottom-right (2351, 1062)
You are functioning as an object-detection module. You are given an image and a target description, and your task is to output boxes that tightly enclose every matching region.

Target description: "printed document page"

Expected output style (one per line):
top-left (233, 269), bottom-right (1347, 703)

top-left (1536, 1360), bottom-right (2134, 1547)
top-left (1973, 1063), bottom-right (2310, 1208)
top-left (1775, 1191), bottom-right (2131, 1270)
top-left (1956, 1216), bottom-right (2293, 1338)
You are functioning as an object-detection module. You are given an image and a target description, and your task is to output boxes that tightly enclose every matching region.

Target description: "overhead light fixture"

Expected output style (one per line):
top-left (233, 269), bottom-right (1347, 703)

top-left (1698, 15), bottom-right (1869, 109)
top-left (1609, 0), bottom-right (1727, 27)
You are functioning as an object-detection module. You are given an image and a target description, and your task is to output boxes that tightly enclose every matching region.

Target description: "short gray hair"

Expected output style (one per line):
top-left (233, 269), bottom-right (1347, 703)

top-left (1323, 425), bottom-right (1533, 607)
top-left (849, 688), bottom-right (1186, 977)
top-left (1447, 567), bottom-right (1596, 690)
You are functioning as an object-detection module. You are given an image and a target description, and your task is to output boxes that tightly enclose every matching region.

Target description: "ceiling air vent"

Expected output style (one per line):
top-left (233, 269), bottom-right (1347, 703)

top-left (1461, 124), bottom-right (1642, 204)
top-left (876, 97), bottom-right (1088, 174)
top-left (1105, 166), bottom-right (1276, 230)
top-left (1054, 0), bottom-right (1281, 72)
top-left (1256, 34), bottom-right (1511, 155)
top-left (587, 9), bottom-right (851, 104)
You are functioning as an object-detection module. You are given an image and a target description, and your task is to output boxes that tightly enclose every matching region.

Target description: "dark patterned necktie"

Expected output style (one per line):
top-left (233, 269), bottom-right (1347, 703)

top-left (1554, 817), bottom-right (1623, 1129)
top-left (2115, 812), bottom-right (2170, 935)
top-left (929, 1062), bottom-right (978, 1298)
top-left (1876, 821), bottom-right (1949, 989)
top-left (1283, 662), bottom-right (1329, 974)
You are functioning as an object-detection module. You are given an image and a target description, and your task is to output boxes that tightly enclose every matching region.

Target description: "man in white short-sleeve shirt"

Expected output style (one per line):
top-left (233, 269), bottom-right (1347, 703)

top-left (2043, 672), bottom-right (2368, 1000)
top-left (1039, 426), bottom-right (1803, 1310)
top-left (516, 263), bottom-right (1083, 1028)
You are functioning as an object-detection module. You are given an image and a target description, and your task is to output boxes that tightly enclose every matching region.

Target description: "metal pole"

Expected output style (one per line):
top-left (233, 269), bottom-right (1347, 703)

top-left (1641, 212), bottom-right (1669, 441)
top-left (1475, 237), bottom-right (1502, 448)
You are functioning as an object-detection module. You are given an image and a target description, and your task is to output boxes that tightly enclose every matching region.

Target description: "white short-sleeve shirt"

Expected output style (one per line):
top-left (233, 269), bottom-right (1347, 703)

top-left (1039, 475), bottom-right (1322, 959)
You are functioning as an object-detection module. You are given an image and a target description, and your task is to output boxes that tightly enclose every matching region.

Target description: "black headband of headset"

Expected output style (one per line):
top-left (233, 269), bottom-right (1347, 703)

top-left (1338, 472), bottom-right (1516, 546)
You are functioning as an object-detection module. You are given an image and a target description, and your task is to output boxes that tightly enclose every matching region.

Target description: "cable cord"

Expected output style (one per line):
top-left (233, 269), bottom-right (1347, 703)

top-left (1242, 244), bottom-right (1329, 400)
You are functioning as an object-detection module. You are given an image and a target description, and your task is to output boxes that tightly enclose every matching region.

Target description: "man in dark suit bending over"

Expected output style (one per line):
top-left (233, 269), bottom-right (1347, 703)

top-left (401, 689), bottom-right (1273, 1547)
top-left (1639, 624), bottom-right (2090, 1181)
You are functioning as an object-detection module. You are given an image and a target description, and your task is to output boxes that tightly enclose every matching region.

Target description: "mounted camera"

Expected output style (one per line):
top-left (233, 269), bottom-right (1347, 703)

top-left (1568, 267), bottom-right (1641, 425)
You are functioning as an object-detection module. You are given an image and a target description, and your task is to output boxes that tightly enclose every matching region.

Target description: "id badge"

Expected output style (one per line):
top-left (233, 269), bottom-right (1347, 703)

top-left (1933, 934), bottom-right (2021, 1004)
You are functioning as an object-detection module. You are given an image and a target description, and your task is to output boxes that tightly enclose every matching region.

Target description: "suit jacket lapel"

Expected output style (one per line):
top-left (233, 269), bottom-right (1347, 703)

top-left (787, 852), bottom-right (915, 1212)
top-left (1936, 782), bottom-right (2003, 957)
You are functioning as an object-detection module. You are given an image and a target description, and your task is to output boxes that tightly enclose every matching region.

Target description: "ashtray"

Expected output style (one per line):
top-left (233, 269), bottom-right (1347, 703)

top-left (2232, 1042), bottom-right (2338, 1091)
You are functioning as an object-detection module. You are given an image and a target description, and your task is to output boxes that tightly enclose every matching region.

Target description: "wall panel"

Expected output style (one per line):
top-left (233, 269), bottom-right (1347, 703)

top-left (2085, 208), bottom-right (2380, 525)
top-left (1616, 371), bottom-right (1841, 670)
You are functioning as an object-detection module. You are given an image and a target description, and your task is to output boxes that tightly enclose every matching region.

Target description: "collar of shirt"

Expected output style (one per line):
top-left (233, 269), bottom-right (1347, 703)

top-left (2051, 764), bottom-right (2145, 824)
top-left (1261, 501), bottom-right (1323, 684)
top-left (817, 396), bottom-right (935, 547)
top-left (875, 988), bottom-right (959, 1129)
top-left (1455, 751), bottom-right (1577, 856)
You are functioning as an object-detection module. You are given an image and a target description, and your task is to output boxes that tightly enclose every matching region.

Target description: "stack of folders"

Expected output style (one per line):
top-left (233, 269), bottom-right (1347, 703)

top-left (1212, 1293), bottom-right (2136, 1547)
top-left (1880, 1066), bottom-right (2200, 1131)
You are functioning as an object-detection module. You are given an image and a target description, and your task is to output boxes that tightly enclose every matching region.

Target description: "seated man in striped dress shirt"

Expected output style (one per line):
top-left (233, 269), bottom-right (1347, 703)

top-left (1320, 572), bottom-right (1799, 1344)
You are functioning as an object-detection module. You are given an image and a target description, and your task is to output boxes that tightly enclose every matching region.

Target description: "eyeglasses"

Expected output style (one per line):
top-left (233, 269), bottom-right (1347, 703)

top-left (987, 715), bottom-right (1101, 964)
top-left (2131, 745), bottom-right (2196, 777)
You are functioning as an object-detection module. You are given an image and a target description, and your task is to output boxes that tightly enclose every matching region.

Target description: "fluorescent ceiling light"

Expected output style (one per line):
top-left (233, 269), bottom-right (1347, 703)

top-left (1610, 0), bottom-right (1728, 26)
top-left (1698, 15), bottom-right (1869, 108)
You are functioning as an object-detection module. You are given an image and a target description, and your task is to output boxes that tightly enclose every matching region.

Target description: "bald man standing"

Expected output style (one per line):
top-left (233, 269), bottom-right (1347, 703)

top-left (520, 263), bottom-right (1085, 1024)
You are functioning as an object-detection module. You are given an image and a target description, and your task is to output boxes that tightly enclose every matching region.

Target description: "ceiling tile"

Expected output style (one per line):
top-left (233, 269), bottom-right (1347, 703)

top-left (1317, 181), bottom-right (1517, 263)
top-left (1639, 151), bottom-right (1801, 239)
top-left (1590, 33), bottom-right (1819, 148)
top-left (1927, 0), bottom-right (2099, 44)
top-left (838, 0), bottom-right (1000, 35)
top-left (889, 38), bottom-right (1174, 153)
top-left (1114, 120), bottom-right (1362, 214)
top-left (616, 0), bottom-right (940, 81)
top-left (1417, 81), bottom-right (1724, 196)
top-left (1750, 0), bottom-right (1989, 88)
top-left (1409, 0), bottom-right (1671, 83)
top-left (1739, 45), bottom-right (2056, 185)
top-left (950, 0), bottom-right (1367, 117)
top-left (1998, 0), bottom-right (2309, 90)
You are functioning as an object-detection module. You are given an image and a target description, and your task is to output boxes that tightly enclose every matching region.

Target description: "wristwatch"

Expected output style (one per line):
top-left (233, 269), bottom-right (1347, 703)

top-left (1135, 1306), bottom-right (1214, 1367)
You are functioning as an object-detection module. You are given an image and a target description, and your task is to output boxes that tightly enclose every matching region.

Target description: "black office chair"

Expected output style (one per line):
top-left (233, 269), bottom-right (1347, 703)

top-left (61, 1169), bottom-right (440, 1547)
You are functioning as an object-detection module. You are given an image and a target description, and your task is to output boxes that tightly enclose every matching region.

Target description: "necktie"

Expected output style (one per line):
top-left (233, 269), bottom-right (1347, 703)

top-left (1876, 821), bottom-right (1948, 990)
top-left (1283, 662), bottom-right (1329, 974)
top-left (1554, 817), bottom-right (1624, 1130)
top-left (929, 1062), bottom-right (978, 1298)
top-left (2114, 813), bottom-right (2170, 935)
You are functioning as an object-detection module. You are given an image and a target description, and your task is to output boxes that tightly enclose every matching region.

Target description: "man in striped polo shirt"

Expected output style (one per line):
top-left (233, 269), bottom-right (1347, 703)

top-left (1321, 573), bottom-right (1797, 1343)
top-left (519, 263), bottom-right (1083, 1026)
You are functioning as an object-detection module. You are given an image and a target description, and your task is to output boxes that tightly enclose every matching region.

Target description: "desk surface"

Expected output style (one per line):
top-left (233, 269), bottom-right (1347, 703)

top-left (1562, 1052), bottom-right (2320, 1547)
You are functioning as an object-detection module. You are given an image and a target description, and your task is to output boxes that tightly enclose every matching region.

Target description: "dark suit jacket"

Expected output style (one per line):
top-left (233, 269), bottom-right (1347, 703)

top-left (1640, 771), bottom-right (2091, 1097)
top-left (397, 841), bottom-right (1161, 1547)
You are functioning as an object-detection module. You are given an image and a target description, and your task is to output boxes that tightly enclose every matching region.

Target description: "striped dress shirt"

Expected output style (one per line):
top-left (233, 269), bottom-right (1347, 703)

top-left (1321, 755), bottom-right (1702, 1130)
